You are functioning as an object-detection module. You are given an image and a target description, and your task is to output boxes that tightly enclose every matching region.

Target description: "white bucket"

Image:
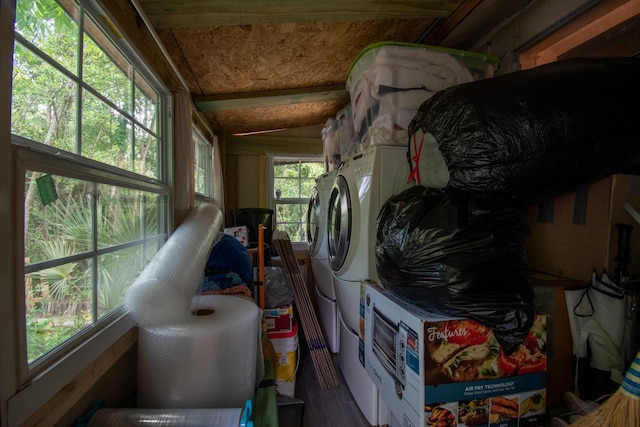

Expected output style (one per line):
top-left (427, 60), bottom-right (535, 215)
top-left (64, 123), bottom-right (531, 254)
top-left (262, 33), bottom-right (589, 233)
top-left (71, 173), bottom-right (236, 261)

top-left (267, 320), bottom-right (299, 397)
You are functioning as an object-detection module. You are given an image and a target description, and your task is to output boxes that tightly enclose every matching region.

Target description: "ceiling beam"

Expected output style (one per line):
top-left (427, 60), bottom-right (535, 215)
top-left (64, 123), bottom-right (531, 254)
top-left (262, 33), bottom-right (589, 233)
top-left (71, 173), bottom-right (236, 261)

top-left (137, 0), bottom-right (460, 28)
top-left (194, 84), bottom-right (349, 112)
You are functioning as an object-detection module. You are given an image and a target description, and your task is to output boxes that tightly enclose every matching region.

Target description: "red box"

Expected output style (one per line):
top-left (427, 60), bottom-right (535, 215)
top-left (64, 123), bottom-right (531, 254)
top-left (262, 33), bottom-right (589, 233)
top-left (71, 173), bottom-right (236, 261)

top-left (264, 304), bottom-right (294, 333)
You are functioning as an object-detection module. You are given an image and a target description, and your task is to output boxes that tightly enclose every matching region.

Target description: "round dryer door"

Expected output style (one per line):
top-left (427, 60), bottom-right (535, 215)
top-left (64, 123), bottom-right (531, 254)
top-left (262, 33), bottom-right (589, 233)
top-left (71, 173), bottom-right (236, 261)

top-left (327, 175), bottom-right (351, 271)
top-left (306, 187), bottom-right (320, 252)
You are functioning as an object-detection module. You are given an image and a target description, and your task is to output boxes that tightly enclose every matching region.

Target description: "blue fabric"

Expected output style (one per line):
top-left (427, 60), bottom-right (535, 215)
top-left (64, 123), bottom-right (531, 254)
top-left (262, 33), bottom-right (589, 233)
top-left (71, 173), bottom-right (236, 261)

top-left (201, 234), bottom-right (252, 291)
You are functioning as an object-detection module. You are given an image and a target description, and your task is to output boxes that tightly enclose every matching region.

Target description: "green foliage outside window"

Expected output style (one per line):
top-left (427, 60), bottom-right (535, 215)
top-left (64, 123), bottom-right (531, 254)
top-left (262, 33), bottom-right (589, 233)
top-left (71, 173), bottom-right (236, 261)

top-left (13, 0), bottom-right (167, 364)
top-left (273, 159), bottom-right (325, 242)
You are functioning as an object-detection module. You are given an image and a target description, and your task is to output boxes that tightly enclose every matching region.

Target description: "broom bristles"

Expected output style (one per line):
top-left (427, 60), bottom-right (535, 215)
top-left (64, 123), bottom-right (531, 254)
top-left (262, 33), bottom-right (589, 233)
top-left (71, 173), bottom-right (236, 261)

top-left (569, 353), bottom-right (640, 427)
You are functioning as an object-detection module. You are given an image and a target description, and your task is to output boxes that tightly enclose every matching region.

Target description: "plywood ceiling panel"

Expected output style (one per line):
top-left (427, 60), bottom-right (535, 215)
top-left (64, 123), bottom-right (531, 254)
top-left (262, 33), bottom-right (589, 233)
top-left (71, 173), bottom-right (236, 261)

top-left (122, 0), bottom-right (526, 135)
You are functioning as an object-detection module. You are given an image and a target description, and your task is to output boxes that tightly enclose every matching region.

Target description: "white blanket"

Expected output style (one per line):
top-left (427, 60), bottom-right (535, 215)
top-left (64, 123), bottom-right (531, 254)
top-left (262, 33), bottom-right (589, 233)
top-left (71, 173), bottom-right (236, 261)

top-left (350, 45), bottom-right (474, 140)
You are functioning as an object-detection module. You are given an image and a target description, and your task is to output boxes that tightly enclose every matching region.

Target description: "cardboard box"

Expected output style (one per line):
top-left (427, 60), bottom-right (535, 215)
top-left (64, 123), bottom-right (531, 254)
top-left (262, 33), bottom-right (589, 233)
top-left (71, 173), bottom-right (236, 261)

top-left (361, 283), bottom-right (547, 427)
top-left (264, 304), bottom-right (294, 333)
top-left (532, 273), bottom-right (583, 407)
top-left (527, 174), bottom-right (640, 283)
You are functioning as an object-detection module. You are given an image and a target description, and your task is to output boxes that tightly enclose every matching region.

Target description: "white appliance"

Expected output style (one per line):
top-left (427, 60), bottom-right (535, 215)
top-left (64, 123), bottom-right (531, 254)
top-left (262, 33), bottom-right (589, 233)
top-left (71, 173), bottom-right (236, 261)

top-left (306, 169), bottom-right (339, 352)
top-left (338, 310), bottom-right (390, 426)
top-left (327, 145), bottom-right (413, 426)
top-left (328, 145), bottom-right (413, 335)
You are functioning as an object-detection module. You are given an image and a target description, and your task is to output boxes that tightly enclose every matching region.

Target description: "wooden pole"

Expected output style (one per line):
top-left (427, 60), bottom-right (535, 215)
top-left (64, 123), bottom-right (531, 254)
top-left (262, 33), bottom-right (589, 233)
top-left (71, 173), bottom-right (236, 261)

top-left (273, 230), bottom-right (340, 389)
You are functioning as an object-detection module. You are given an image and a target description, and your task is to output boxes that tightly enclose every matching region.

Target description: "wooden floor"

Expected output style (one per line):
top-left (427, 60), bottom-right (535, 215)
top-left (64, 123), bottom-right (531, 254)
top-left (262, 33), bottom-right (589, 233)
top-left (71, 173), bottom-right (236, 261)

top-left (294, 350), bottom-right (372, 427)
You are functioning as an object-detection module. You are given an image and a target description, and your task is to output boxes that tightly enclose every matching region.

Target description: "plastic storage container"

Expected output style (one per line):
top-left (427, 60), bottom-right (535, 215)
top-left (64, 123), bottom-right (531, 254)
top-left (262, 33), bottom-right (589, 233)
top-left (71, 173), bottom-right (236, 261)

top-left (345, 41), bottom-right (500, 147)
top-left (267, 320), bottom-right (299, 397)
top-left (335, 104), bottom-right (358, 161)
top-left (321, 118), bottom-right (340, 170)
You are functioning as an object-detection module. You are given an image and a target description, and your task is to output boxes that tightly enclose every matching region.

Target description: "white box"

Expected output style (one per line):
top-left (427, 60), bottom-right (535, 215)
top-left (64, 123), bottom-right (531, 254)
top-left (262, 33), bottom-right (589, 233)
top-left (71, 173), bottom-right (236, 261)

top-left (361, 282), bottom-right (547, 427)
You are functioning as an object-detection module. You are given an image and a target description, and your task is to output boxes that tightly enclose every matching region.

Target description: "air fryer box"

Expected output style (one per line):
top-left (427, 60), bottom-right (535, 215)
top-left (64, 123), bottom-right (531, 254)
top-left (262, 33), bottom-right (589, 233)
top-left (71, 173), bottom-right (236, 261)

top-left (361, 282), bottom-right (547, 427)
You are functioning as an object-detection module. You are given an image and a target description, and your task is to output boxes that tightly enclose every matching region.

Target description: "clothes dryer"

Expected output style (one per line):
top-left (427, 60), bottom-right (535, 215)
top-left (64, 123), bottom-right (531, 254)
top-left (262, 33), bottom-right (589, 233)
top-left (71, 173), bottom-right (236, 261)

top-left (306, 169), bottom-right (339, 352)
top-left (327, 145), bottom-right (412, 426)
top-left (328, 145), bottom-right (413, 335)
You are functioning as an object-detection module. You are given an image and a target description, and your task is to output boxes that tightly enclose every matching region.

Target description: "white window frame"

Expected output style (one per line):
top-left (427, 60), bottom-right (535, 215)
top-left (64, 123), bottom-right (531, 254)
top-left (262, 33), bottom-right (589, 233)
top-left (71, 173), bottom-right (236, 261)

top-left (267, 154), bottom-right (324, 250)
top-left (194, 126), bottom-right (214, 203)
top-left (1, 1), bottom-right (173, 425)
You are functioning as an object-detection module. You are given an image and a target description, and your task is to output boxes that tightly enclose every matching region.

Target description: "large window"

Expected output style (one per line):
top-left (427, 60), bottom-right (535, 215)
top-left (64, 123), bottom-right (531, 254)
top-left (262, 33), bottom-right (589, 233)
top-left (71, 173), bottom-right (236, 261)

top-left (12, 0), bottom-right (169, 373)
top-left (194, 127), bottom-right (213, 202)
top-left (269, 156), bottom-right (324, 243)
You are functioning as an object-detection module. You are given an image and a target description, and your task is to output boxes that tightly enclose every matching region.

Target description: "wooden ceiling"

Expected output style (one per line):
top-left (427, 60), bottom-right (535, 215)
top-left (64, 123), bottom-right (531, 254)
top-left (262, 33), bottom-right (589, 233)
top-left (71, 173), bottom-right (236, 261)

top-left (130, 0), bottom-right (525, 136)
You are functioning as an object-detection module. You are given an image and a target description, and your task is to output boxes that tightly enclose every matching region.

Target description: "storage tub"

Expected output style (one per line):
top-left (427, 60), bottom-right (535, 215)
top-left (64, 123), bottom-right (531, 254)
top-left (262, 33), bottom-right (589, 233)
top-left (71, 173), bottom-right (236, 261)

top-left (335, 104), bottom-right (358, 162)
top-left (345, 41), bottom-right (500, 147)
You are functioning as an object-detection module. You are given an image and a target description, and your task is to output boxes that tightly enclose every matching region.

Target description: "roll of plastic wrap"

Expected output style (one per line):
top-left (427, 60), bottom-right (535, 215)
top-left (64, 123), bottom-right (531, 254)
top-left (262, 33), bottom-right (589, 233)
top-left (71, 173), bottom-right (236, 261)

top-left (125, 203), bottom-right (223, 327)
top-left (88, 401), bottom-right (254, 427)
top-left (138, 294), bottom-right (263, 409)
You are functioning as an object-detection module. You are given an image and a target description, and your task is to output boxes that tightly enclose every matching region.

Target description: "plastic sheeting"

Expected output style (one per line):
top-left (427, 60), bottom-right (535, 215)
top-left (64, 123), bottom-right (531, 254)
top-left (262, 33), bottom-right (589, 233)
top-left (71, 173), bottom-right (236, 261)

top-left (138, 295), bottom-right (263, 409)
top-left (124, 203), bottom-right (223, 327)
top-left (375, 186), bottom-right (533, 353)
top-left (408, 57), bottom-right (640, 202)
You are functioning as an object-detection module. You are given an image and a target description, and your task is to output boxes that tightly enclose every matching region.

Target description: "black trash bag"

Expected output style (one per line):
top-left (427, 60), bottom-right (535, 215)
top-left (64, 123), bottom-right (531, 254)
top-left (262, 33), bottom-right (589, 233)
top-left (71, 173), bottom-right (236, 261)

top-left (408, 57), bottom-right (640, 202)
top-left (375, 185), bottom-right (534, 353)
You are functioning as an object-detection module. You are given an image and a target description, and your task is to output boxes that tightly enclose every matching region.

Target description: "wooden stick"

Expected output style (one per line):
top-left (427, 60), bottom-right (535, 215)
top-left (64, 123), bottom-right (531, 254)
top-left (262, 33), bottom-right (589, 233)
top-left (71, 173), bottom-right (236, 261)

top-left (273, 230), bottom-right (340, 389)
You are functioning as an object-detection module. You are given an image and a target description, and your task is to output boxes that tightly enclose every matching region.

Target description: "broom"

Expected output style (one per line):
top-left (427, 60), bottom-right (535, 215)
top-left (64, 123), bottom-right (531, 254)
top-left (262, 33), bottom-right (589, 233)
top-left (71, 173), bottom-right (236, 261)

top-left (569, 351), bottom-right (640, 426)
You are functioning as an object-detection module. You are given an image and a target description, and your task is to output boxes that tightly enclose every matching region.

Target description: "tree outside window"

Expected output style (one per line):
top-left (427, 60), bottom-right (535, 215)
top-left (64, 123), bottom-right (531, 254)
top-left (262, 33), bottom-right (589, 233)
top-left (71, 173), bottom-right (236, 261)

top-left (271, 156), bottom-right (324, 243)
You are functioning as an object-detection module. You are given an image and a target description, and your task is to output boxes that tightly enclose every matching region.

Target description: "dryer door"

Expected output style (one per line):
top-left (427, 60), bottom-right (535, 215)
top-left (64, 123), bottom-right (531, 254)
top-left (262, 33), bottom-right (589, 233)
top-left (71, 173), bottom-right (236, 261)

top-left (307, 187), bottom-right (320, 255)
top-left (327, 175), bottom-right (351, 271)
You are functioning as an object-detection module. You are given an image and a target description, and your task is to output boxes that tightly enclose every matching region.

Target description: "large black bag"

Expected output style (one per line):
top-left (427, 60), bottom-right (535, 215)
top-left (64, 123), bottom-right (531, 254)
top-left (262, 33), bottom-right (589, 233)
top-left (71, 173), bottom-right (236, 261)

top-left (408, 57), bottom-right (640, 202)
top-left (375, 185), bottom-right (534, 353)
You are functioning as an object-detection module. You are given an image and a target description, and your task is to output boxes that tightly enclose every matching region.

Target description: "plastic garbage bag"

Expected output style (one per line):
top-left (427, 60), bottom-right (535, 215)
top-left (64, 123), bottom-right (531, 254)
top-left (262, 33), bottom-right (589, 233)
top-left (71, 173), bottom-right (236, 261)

top-left (375, 185), bottom-right (534, 353)
top-left (408, 57), bottom-right (640, 202)
top-left (264, 266), bottom-right (294, 309)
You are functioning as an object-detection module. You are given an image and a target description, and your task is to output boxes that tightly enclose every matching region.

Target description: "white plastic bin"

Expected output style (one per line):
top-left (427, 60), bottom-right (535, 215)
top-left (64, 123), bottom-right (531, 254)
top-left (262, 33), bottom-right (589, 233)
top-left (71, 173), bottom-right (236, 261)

top-left (267, 320), bottom-right (299, 397)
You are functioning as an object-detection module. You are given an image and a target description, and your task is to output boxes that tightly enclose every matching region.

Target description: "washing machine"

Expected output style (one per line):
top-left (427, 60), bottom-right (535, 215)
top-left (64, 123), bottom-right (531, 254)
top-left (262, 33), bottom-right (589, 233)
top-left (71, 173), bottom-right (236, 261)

top-left (327, 145), bottom-right (413, 426)
top-left (306, 169), bottom-right (339, 353)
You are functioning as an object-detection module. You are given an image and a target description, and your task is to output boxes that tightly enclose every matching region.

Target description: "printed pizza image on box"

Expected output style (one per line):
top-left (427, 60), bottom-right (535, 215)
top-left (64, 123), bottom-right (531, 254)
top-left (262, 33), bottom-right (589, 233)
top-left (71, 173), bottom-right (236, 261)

top-left (424, 317), bottom-right (547, 427)
top-left (424, 316), bottom-right (547, 383)
top-left (361, 282), bottom-right (548, 427)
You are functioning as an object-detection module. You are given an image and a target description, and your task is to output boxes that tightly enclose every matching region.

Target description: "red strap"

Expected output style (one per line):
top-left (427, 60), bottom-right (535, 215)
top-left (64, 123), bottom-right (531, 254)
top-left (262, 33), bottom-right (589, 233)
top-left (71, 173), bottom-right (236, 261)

top-left (407, 132), bottom-right (425, 185)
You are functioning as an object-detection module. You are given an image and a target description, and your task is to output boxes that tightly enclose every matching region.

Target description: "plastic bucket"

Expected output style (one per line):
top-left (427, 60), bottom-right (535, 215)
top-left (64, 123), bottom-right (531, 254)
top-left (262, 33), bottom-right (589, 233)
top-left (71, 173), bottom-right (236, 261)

top-left (267, 320), bottom-right (299, 397)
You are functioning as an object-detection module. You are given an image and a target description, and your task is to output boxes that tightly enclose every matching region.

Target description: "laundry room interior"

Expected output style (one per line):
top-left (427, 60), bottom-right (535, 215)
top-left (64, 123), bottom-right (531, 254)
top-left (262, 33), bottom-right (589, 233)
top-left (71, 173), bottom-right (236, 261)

top-left (2, 1), bottom-right (640, 427)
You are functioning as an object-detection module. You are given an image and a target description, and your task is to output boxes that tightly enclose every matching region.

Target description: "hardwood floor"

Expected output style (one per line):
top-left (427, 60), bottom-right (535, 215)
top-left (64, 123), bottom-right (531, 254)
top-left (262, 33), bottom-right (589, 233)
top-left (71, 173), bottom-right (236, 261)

top-left (294, 350), bottom-right (372, 427)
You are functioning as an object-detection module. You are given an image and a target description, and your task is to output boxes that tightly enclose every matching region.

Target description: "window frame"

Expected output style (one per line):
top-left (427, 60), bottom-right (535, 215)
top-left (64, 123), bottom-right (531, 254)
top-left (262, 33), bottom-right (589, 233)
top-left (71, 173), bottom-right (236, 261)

top-left (267, 154), bottom-right (324, 249)
top-left (194, 126), bottom-right (214, 203)
top-left (2, 1), bottom-right (173, 424)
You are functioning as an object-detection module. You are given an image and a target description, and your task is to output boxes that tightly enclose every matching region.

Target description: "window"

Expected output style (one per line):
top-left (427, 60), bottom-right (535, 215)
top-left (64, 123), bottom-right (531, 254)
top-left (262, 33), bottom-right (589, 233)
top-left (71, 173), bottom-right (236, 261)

top-left (269, 155), bottom-right (324, 243)
top-left (12, 0), bottom-right (169, 375)
top-left (194, 127), bottom-right (213, 202)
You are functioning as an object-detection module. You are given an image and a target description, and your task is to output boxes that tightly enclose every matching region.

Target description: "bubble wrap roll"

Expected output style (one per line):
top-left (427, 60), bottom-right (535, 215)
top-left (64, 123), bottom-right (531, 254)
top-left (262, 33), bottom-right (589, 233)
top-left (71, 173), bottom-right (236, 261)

top-left (88, 407), bottom-right (244, 427)
top-left (137, 295), bottom-right (263, 408)
top-left (125, 203), bottom-right (223, 327)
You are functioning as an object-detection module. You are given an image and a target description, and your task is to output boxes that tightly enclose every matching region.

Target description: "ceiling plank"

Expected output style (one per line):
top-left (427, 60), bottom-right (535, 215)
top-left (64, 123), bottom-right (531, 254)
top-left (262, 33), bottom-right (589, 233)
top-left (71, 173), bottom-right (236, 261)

top-left (421, 0), bottom-right (483, 45)
top-left (137, 0), bottom-right (460, 28)
top-left (194, 84), bottom-right (349, 112)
